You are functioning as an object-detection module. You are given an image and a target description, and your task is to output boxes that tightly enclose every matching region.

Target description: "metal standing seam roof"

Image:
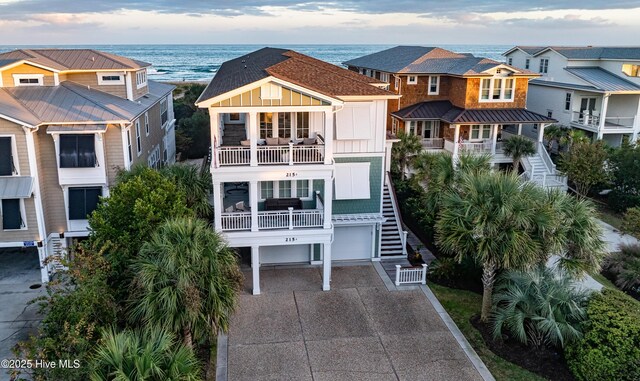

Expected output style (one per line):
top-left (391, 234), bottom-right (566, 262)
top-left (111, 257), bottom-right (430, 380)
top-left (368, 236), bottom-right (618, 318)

top-left (0, 49), bottom-right (151, 71)
top-left (507, 46), bottom-right (640, 60)
top-left (564, 67), bottom-right (640, 92)
top-left (392, 101), bottom-right (556, 124)
top-left (0, 176), bottom-right (34, 198)
top-left (528, 79), bottom-right (601, 93)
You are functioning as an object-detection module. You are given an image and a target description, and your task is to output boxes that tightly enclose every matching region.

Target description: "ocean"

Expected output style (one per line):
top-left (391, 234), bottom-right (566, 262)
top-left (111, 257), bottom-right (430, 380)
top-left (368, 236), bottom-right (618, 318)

top-left (0, 44), bottom-right (511, 83)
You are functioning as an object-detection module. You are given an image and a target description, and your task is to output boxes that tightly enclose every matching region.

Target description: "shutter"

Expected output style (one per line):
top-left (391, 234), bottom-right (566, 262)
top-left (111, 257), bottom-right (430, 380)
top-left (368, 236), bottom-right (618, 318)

top-left (2, 199), bottom-right (22, 229)
top-left (0, 137), bottom-right (12, 175)
top-left (77, 135), bottom-right (96, 167)
top-left (68, 188), bottom-right (86, 220)
top-left (59, 135), bottom-right (78, 168)
top-left (84, 187), bottom-right (102, 218)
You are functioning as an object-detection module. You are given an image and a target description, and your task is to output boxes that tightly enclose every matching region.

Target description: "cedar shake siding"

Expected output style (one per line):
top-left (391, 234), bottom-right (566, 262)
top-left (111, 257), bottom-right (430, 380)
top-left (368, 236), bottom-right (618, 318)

top-left (66, 72), bottom-right (128, 99)
top-left (104, 124), bottom-right (125, 186)
top-left (1, 63), bottom-right (56, 87)
top-left (34, 128), bottom-right (67, 235)
top-left (463, 78), bottom-right (528, 109)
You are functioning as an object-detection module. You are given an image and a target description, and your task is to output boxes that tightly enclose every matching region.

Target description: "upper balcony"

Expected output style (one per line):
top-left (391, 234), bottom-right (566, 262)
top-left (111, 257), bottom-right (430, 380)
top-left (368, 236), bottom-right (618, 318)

top-left (217, 134), bottom-right (326, 166)
top-left (569, 94), bottom-right (639, 134)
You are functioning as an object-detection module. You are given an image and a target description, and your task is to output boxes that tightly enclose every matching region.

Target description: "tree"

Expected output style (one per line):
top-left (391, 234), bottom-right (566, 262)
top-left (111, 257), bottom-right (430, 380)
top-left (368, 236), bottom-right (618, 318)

top-left (544, 125), bottom-right (589, 153)
top-left (559, 140), bottom-right (610, 197)
top-left (161, 164), bottom-right (212, 219)
top-left (608, 141), bottom-right (640, 212)
top-left (435, 171), bottom-right (551, 321)
top-left (602, 243), bottom-right (640, 292)
top-left (502, 135), bottom-right (536, 172)
top-left (88, 168), bottom-right (193, 298)
top-left (391, 129), bottom-right (422, 180)
top-left (129, 218), bottom-right (242, 348)
top-left (621, 207), bottom-right (640, 238)
top-left (178, 111), bottom-right (211, 159)
top-left (492, 267), bottom-right (590, 349)
top-left (91, 327), bottom-right (201, 381)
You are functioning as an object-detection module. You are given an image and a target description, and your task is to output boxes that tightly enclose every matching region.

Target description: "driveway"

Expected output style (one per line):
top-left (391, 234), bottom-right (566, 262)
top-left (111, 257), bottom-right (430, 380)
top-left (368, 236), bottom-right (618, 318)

top-left (0, 248), bottom-right (45, 371)
top-left (226, 264), bottom-right (484, 381)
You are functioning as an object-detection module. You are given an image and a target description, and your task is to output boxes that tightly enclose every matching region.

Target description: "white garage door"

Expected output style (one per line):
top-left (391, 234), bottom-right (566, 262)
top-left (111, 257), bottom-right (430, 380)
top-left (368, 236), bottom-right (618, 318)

top-left (332, 225), bottom-right (373, 260)
top-left (260, 245), bottom-right (310, 264)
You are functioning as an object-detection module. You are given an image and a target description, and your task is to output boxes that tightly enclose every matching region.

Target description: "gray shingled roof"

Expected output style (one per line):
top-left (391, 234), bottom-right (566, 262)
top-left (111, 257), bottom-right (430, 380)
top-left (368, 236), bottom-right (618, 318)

top-left (197, 47), bottom-right (289, 103)
top-left (345, 46), bottom-right (536, 76)
top-left (0, 80), bottom-right (173, 126)
top-left (0, 176), bottom-right (34, 198)
top-left (564, 67), bottom-right (640, 92)
top-left (392, 101), bottom-right (555, 124)
top-left (508, 46), bottom-right (640, 60)
top-left (0, 49), bottom-right (150, 71)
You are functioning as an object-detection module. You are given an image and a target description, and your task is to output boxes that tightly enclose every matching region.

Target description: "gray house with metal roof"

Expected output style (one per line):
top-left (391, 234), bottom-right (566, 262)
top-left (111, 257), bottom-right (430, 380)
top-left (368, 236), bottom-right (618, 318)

top-left (0, 49), bottom-right (176, 283)
top-left (504, 46), bottom-right (640, 146)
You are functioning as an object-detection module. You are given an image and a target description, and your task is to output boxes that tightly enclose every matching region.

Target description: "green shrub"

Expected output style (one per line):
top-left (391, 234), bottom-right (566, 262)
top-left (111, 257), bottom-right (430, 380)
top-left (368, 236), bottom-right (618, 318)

top-left (602, 243), bottom-right (640, 292)
top-left (428, 257), bottom-right (482, 290)
top-left (608, 190), bottom-right (640, 213)
top-left (621, 207), bottom-right (640, 238)
top-left (566, 289), bottom-right (640, 381)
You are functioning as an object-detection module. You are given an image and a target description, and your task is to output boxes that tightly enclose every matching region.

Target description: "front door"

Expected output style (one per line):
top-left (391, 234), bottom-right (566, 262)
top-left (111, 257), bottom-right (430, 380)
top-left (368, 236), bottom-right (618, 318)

top-left (579, 98), bottom-right (597, 121)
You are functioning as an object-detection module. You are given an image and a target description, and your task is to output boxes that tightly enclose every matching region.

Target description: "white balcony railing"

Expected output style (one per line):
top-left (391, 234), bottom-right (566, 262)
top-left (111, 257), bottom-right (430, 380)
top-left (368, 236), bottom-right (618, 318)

top-left (421, 138), bottom-right (444, 149)
top-left (572, 111), bottom-right (600, 128)
top-left (220, 209), bottom-right (324, 231)
top-left (604, 116), bottom-right (635, 129)
top-left (395, 264), bottom-right (428, 286)
top-left (216, 143), bottom-right (325, 166)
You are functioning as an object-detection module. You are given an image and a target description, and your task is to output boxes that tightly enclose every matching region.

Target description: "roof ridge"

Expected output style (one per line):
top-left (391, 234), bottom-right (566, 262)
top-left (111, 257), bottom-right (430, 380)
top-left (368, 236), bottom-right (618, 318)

top-left (60, 81), bottom-right (129, 120)
top-left (89, 49), bottom-right (137, 68)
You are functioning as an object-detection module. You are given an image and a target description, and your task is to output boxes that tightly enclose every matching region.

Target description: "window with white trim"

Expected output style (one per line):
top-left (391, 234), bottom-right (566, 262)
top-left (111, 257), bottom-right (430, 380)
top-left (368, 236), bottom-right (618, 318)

top-left (278, 180), bottom-right (291, 198)
top-left (525, 58), bottom-right (530, 69)
top-left (135, 120), bottom-right (142, 156)
top-left (127, 129), bottom-right (133, 163)
top-left (278, 113), bottom-right (292, 138)
top-left (1, 198), bottom-right (26, 230)
top-left (13, 74), bottom-right (44, 87)
top-left (97, 72), bottom-right (124, 85)
top-left (480, 78), bottom-right (515, 102)
top-left (407, 75), bottom-right (417, 85)
top-left (259, 112), bottom-right (273, 139)
top-left (59, 134), bottom-right (96, 168)
top-left (296, 180), bottom-right (309, 198)
top-left (147, 145), bottom-right (161, 169)
top-left (136, 70), bottom-right (147, 89)
top-left (160, 98), bottom-right (168, 126)
top-left (565, 93), bottom-right (572, 111)
top-left (144, 112), bottom-right (150, 136)
top-left (68, 187), bottom-right (102, 221)
top-left (539, 58), bottom-right (549, 74)
top-left (258, 180), bottom-right (311, 200)
top-left (394, 77), bottom-right (400, 90)
top-left (428, 76), bottom-right (439, 95)
top-left (470, 125), bottom-right (492, 141)
top-left (260, 182), bottom-right (274, 199)
top-left (380, 72), bottom-right (390, 82)
top-left (296, 112), bottom-right (309, 139)
top-left (0, 137), bottom-right (16, 176)
top-left (507, 58), bottom-right (513, 65)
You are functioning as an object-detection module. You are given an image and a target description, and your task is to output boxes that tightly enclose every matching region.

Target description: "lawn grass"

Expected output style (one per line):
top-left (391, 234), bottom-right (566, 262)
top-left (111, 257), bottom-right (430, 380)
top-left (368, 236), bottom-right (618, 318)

top-left (429, 283), bottom-right (547, 381)
top-left (589, 271), bottom-right (617, 290)
top-left (596, 204), bottom-right (624, 231)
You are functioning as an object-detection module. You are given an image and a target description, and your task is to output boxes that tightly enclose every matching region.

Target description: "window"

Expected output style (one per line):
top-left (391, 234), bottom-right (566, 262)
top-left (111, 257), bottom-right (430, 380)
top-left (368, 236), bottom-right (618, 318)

top-left (565, 93), bottom-right (572, 111)
top-left (160, 97), bottom-right (168, 126)
top-left (470, 125), bottom-right (492, 141)
top-left (407, 75), bottom-right (417, 85)
top-left (68, 187), bottom-right (101, 220)
top-left (59, 134), bottom-right (96, 168)
top-left (13, 74), bottom-right (43, 87)
top-left (97, 72), bottom-right (124, 85)
top-left (144, 112), bottom-right (149, 136)
top-left (0, 137), bottom-right (15, 176)
top-left (147, 145), bottom-right (160, 169)
top-left (1, 199), bottom-right (24, 230)
top-left (380, 72), bottom-right (390, 82)
top-left (407, 121), bottom-right (417, 136)
top-left (480, 78), bottom-right (515, 102)
top-left (428, 76), bottom-right (439, 95)
top-left (539, 58), bottom-right (549, 74)
top-left (127, 129), bottom-right (133, 163)
top-left (296, 180), bottom-right (310, 198)
top-left (547, 111), bottom-right (553, 118)
top-left (260, 83), bottom-right (282, 99)
top-left (395, 77), bottom-right (400, 90)
top-left (525, 58), bottom-right (530, 69)
top-left (278, 113), bottom-right (292, 138)
top-left (136, 70), bottom-right (147, 88)
top-left (260, 182), bottom-right (273, 199)
top-left (622, 64), bottom-right (640, 77)
top-left (260, 113), bottom-right (273, 139)
top-left (296, 112), bottom-right (309, 139)
top-left (507, 58), bottom-right (513, 65)
top-left (420, 121), bottom-right (438, 139)
top-left (135, 120), bottom-right (142, 155)
top-left (278, 180), bottom-right (291, 198)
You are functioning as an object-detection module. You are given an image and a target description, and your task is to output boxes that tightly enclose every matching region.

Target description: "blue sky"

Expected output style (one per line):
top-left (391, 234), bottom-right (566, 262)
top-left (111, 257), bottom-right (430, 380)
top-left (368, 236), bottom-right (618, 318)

top-left (0, 0), bottom-right (639, 45)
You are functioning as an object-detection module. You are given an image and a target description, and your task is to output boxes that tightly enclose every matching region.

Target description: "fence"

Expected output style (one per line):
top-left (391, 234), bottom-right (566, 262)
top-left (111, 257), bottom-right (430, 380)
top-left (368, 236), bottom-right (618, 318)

top-left (395, 264), bottom-right (428, 286)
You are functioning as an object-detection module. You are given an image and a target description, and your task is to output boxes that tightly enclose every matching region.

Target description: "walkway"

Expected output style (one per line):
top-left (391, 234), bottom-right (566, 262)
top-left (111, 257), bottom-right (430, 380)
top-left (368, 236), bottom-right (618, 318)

top-left (222, 264), bottom-right (487, 381)
top-left (598, 219), bottom-right (639, 253)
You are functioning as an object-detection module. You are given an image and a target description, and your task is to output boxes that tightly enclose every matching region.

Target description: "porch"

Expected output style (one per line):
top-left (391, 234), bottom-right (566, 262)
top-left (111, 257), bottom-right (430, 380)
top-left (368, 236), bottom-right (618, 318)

top-left (569, 93), bottom-right (640, 136)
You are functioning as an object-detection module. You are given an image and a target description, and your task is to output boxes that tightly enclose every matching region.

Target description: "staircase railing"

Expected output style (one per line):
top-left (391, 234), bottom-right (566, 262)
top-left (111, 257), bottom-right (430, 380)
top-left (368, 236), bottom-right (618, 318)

top-left (385, 171), bottom-right (408, 256)
top-left (537, 142), bottom-right (556, 174)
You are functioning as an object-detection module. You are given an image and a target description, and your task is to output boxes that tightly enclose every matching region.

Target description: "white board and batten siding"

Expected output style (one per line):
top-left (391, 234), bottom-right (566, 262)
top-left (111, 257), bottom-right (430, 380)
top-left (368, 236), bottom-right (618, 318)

top-left (333, 100), bottom-right (387, 154)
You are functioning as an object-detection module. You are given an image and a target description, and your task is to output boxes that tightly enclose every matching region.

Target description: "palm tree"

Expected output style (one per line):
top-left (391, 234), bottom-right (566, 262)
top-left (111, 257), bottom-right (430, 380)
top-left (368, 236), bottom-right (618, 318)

top-left (502, 135), bottom-right (536, 172)
top-left (161, 164), bottom-right (213, 219)
top-left (435, 171), bottom-right (552, 322)
top-left (492, 267), bottom-right (590, 349)
top-left (391, 129), bottom-right (423, 180)
top-left (91, 327), bottom-right (201, 381)
top-left (129, 218), bottom-right (242, 348)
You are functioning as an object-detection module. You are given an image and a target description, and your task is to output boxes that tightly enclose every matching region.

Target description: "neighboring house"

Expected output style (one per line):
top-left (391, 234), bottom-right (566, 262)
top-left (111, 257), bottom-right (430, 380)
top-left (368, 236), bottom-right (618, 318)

top-left (344, 46), bottom-right (563, 188)
top-left (504, 46), bottom-right (640, 147)
top-left (196, 47), bottom-right (402, 294)
top-left (0, 49), bottom-right (176, 283)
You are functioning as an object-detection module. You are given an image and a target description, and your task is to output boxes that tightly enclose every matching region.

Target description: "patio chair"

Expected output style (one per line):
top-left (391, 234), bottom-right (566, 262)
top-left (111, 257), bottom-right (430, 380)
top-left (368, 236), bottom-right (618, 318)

top-left (224, 206), bottom-right (234, 213)
top-left (235, 201), bottom-right (247, 211)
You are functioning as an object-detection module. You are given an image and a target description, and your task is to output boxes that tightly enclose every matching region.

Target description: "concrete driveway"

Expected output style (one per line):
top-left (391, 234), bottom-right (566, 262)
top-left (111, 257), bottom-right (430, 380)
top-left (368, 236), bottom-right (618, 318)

top-left (0, 248), bottom-right (45, 369)
top-left (226, 264), bottom-right (484, 381)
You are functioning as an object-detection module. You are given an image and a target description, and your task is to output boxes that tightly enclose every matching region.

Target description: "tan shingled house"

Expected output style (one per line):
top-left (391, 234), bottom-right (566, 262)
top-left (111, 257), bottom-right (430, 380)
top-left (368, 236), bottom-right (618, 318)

top-left (0, 49), bottom-right (176, 282)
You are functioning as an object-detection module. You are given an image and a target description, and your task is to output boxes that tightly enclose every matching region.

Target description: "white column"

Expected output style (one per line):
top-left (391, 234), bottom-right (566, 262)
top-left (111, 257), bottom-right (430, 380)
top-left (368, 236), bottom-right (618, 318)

top-left (452, 124), bottom-right (460, 165)
top-left (322, 242), bottom-right (331, 291)
top-left (209, 109), bottom-right (220, 168)
top-left (491, 124), bottom-right (499, 155)
top-left (517, 123), bottom-right (523, 136)
top-left (597, 94), bottom-right (609, 140)
top-left (250, 180), bottom-right (259, 232)
top-left (323, 109), bottom-right (334, 165)
top-left (249, 111), bottom-right (258, 166)
top-left (213, 180), bottom-right (222, 232)
top-left (251, 245), bottom-right (260, 295)
top-left (384, 140), bottom-right (394, 175)
top-left (633, 97), bottom-right (640, 143)
top-left (537, 123), bottom-right (546, 143)
top-left (323, 176), bottom-right (333, 229)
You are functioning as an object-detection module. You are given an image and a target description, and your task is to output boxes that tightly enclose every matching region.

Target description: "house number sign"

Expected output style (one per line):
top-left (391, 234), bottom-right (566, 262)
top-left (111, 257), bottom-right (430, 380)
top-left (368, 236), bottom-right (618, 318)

top-left (285, 172), bottom-right (298, 177)
top-left (285, 237), bottom-right (298, 242)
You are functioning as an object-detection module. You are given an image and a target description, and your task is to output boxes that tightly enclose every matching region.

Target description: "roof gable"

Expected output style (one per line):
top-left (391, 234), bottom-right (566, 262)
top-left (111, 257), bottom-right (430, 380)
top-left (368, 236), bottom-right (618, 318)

top-left (0, 48), bottom-right (151, 71)
top-left (208, 80), bottom-right (332, 108)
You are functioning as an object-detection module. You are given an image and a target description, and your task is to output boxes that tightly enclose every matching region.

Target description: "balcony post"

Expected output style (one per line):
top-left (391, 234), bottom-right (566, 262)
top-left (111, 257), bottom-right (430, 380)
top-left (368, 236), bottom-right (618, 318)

top-left (452, 124), bottom-right (460, 166)
top-left (249, 111), bottom-right (258, 166)
top-left (288, 142), bottom-right (294, 165)
top-left (597, 94), bottom-right (609, 140)
top-left (322, 242), bottom-right (331, 291)
top-left (517, 123), bottom-right (522, 136)
top-left (213, 180), bottom-right (222, 232)
top-left (250, 180), bottom-right (259, 232)
top-left (323, 176), bottom-right (333, 229)
top-left (323, 109), bottom-right (334, 165)
top-left (288, 207), bottom-right (294, 230)
top-left (491, 124), bottom-right (499, 154)
top-left (251, 245), bottom-right (260, 295)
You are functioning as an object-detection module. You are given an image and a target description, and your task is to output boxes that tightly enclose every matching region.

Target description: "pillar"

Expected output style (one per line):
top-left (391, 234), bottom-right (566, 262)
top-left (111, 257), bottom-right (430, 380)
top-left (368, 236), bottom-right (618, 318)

top-left (213, 180), bottom-right (222, 232)
top-left (250, 180), bottom-right (259, 232)
top-left (537, 123), bottom-right (546, 143)
top-left (597, 94), bottom-right (610, 140)
top-left (249, 111), bottom-right (258, 166)
top-left (517, 123), bottom-right (522, 136)
top-left (323, 109), bottom-right (334, 165)
top-left (323, 242), bottom-right (331, 291)
top-left (491, 124), bottom-right (499, 154)
top-left (251, 245), bottom-right (260, 295)
top-left (452, 124), bottom-right (460, 166)
top-left (323, 177), bottom-right (333, 229)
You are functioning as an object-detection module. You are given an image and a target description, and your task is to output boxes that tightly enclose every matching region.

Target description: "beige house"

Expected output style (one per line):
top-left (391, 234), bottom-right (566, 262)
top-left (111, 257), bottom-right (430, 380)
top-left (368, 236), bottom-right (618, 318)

top-left (0, 49), bottom-right (176, 282)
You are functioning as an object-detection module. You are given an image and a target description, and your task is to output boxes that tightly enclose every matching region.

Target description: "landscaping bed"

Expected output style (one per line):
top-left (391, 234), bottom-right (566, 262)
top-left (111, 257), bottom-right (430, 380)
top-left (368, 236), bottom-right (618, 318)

top-left (470, 316), bottom-right (575, 381)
